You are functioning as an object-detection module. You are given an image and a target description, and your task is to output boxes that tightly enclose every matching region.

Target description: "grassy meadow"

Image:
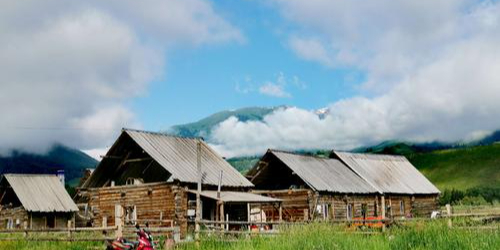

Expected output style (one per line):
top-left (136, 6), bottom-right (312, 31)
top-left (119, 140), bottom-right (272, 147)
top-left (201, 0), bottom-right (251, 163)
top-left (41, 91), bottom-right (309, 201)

top-left (408, 144), bottom-right (500, 190)
top-left (0, 220), bottom-right (498, 250)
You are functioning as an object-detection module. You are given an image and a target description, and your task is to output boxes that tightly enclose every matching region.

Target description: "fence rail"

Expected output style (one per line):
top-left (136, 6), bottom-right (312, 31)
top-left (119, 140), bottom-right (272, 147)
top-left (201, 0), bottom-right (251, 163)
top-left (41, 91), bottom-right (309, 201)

top-left (0, 204), bottom-right (497, 245)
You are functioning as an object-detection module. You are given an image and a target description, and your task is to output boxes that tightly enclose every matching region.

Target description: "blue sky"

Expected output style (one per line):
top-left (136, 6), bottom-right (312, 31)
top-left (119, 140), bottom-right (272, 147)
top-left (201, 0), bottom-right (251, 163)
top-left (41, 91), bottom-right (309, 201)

top-left (131, 0), bottom-right (362, 129)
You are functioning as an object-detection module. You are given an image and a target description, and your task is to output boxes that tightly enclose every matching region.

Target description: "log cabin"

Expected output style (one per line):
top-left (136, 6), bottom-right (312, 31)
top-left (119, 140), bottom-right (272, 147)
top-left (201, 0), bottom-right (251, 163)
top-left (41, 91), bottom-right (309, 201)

top-left (0, 174), bottom-right (78, 229)
top-left (330, 151), bottom-right (440, 218)
top-left (76, 129), bottom-right (280, 236)
top-left (247, 150), bottom-right (440, 222)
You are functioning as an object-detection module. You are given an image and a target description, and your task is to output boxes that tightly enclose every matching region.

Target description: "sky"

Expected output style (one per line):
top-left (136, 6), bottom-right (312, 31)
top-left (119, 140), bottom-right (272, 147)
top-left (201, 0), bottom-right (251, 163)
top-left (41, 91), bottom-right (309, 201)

top-left (1, 0), bottom-right (500, 158)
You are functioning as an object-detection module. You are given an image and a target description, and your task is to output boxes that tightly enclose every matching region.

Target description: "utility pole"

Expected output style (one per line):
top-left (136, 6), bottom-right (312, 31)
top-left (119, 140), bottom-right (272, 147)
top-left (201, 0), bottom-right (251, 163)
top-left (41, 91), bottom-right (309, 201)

top-left (195, 139), bottom-right (202, 242)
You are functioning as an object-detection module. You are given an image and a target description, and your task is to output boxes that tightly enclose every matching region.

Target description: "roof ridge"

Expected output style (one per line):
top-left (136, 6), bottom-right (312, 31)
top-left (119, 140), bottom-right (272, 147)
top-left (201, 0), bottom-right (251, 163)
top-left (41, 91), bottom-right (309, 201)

top-left (268, 149), bottom-right (329, 159)
top-left (3, 173), bottom-right (58, 177)
top-left (122, 127), bottom-right (204, 140)
top-left (333, 150), bottom-right (407, 160)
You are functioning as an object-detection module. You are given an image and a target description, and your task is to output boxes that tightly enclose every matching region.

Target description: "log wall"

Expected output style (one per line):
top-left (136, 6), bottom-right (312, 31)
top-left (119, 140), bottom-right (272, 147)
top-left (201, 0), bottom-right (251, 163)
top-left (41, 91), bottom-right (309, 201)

top-left (254, 190), bottom-right (439, 221)
top-left (86, 182), bottom-right (188, 236)
top-left (0, 207), bottom-right (27, 229)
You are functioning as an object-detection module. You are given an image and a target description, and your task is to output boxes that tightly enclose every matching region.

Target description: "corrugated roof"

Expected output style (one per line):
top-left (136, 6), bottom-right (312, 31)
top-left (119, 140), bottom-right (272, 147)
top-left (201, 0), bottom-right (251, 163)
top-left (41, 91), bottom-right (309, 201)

top-left (114, 129), bottom-right (252, 187)
top-left (2, 174), bottom-right (78, 212)
top-left (261, 150), bottom-right (379, 194)
top-left (332, 151), bottom-right (440, 194)
top-left (188, 190), bottom-right (281, 203)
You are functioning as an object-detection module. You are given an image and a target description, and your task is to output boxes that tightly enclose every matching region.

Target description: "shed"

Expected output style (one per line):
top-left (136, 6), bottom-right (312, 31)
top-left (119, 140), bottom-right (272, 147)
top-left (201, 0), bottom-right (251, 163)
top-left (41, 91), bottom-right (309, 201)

top-left (0, 174), bottom-right (78, 229)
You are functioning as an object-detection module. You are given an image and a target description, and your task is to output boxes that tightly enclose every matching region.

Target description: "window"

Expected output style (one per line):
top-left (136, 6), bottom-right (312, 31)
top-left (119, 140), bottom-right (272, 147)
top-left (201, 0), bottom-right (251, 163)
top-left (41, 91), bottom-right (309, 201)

top-left (316, 204), bottom-right (330, 220)
top-left (400, 201), bottom-right (405, 215)
top-left (346, 204), bottom-right (353, 220)
top-left (124, 205), bottom-right (137, 225)
top-left (361, 204), bottom-right (368, 219)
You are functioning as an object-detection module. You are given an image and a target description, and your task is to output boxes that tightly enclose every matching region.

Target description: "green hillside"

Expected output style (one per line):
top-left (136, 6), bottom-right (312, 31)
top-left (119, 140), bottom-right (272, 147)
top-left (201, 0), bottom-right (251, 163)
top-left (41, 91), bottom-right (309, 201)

top-left (408, 144), bottom-right (500, 191)
top-left (0, 144), bottom-right (98, 186)
top-left (227, 144), bottom-right (500, 192)
top-left (167, 106), bottom-right (278, 138)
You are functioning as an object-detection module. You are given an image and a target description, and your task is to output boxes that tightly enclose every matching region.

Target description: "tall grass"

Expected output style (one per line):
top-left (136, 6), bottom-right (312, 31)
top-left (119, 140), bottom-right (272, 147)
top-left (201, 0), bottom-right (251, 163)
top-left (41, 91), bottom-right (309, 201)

top-left (180, 220), bottom-right (499, 250)
top-left (0, 220), bottom-right (498, 249)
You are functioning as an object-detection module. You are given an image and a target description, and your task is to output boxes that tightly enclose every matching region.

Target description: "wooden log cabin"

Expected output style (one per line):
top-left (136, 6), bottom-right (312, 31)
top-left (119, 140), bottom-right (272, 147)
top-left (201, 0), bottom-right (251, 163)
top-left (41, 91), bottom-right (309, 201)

top-left (76, 129), bottom-right (280, 237)
top-left (330, 151), bottom-right (440, 218)
top-left (0, 174), bottom-right (78, 229)
top-left (247, 150), bottom-right (440, 222)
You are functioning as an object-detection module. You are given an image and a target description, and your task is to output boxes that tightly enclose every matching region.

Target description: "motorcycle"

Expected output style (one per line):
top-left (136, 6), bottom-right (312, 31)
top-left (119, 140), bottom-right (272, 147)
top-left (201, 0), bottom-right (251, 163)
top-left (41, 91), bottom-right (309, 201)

top-left (105, 224), bottom-right (154, 250)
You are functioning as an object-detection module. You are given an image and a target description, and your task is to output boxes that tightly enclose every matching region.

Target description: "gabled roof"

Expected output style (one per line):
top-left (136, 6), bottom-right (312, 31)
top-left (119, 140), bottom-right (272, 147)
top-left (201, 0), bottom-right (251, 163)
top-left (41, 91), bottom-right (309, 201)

top-left (84, 129), bottom-right (253, 188)
top-left (1, 174), bottom-right (78, 212)
top-left (250, 150), bottom-right (379, 194)
top-left (332, 151), bottom-right (440, 194)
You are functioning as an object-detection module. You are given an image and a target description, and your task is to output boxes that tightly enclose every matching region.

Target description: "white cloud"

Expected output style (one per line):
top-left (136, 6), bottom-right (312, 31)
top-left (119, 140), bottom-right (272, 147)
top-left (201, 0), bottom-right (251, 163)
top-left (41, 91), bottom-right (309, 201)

top-left (82, 147), bottom-right (110, 161)
top-left (259, 82), bottom-right (291, 98)
top-left (238, 72), bottom-right (304, 98)
top-left (288, 36), bottom-right (334, 67)
top-left (210, 0), bottom-right (500, 157)
top-left (0, 0), bottom-right (242, 155)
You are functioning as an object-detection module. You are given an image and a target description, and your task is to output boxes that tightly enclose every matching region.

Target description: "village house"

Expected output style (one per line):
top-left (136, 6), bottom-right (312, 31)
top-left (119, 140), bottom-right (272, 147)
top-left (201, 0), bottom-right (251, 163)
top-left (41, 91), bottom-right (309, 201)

top-left (76, 129), bottom-right (280, 236)
top-left (0, 174), bottom-right (78, 229)
top-left (330, 151), bottom-right (440, 218)
top-left (247, 150), bottom-right (440, 222)
top-left (247, 150), bottom-right (380, 222)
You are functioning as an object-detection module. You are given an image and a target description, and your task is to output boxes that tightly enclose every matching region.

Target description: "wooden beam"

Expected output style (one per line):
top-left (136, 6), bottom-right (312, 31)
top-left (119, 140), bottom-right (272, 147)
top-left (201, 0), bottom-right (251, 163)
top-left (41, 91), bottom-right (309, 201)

top-left (123, 157), bottom-right (153, 164)
top-left (195, 140), bottom-right (202, 241)
top-left (101, 155), bottom-right (123, 159)
top-left (0, 190), bottom-right (7, 204)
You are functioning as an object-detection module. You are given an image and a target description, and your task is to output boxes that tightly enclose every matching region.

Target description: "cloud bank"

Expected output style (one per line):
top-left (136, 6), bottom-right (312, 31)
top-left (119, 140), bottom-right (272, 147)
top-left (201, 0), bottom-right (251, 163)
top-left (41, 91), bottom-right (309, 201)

top-left (0, 0), bottom-right (241, 155)
top-left (210, 0), bottom-right (500, 157)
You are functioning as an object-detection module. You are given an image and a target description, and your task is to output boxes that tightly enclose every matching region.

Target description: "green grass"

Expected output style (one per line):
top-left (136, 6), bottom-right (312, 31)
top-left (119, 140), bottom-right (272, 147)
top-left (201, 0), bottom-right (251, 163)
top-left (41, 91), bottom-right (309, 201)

top-left (177, 221), bottom-right (499, 250)
top-left (1, 221), bottom-right (498, 250)
top-left (408, 144), bottom-right (500, 190)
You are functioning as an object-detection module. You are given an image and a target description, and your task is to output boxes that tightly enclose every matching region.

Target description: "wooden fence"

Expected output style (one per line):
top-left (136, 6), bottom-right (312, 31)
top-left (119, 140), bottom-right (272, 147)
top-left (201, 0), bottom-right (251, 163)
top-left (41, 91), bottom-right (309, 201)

top-left (0, 225), bottom-right (180, 243)
top-left (0, 204), bottom-right (497, 246)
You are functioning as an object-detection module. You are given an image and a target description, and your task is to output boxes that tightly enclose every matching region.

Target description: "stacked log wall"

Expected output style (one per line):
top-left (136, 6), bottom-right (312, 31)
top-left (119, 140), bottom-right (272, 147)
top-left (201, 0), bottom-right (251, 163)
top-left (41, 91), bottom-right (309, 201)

top-left (86, 183), bottom-right (187, 236)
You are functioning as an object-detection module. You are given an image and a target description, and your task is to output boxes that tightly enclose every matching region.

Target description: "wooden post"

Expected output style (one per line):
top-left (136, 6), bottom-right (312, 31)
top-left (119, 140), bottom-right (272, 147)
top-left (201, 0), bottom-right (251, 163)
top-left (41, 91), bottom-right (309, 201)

top-left (217, 170), bottom-right (223, 199)
top-left (381, 196), bottom-right (386, 232)
top-left (23, 221), bottom-right (28, 237)
top-left (116, 223), bottom-right (123, 238)
top-left (220, 203), bottom-right (225, 230)
top-left (446, 204), bottom-right (452, 228)
top-left (195, 139), bottom-right (202, 242)
top-left (247, 203), bottom-right (251, 231)
top-left (279, 203), bottom-right (283, 222)
top-left (102, 216), bottom-right (107, 228)
top-left (225, 214), bottom-right (229, 231)
top-left (67, 220), bottom-right (72, 237)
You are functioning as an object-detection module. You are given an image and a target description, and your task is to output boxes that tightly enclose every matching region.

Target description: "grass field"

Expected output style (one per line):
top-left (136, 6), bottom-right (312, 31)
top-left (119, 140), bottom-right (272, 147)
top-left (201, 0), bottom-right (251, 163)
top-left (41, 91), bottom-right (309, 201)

top-left (1, 220), bottom-right (498, 250)
top-left (408, 144), bottom-right (500, 190)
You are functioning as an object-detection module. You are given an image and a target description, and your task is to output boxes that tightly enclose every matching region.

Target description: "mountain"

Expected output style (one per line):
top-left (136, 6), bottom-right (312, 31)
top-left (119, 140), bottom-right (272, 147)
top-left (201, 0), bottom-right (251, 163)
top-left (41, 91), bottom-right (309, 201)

top-left (166, 106), bottom-right (280, 138)
top-left (0, 144), bottom-right (98, 186)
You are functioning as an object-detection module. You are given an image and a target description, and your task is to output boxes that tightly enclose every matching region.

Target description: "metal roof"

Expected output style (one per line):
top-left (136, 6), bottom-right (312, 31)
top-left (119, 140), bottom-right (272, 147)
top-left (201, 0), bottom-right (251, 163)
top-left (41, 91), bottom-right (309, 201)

top-left (188, 190), bottom-right (281, 203)
top-left (87, 129), bottom-right (252, 188)
top-left (332, 151), bottom-right (440, 195)
top-left (2, 174), bottom-right (78, 212)
top-left (257, 150), bottom-right (380, 194)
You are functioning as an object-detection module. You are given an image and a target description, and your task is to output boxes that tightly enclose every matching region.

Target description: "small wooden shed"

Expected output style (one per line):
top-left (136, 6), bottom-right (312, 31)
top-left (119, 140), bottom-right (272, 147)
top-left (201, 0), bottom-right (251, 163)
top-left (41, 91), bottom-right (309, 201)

top-left (0, 174), bottom-right (78, 229)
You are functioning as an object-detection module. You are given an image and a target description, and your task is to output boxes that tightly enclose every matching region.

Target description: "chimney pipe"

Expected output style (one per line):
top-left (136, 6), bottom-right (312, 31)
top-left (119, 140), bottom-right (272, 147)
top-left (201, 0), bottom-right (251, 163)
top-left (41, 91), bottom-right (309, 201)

top-left (57, 169), bottom-right (65, 186)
